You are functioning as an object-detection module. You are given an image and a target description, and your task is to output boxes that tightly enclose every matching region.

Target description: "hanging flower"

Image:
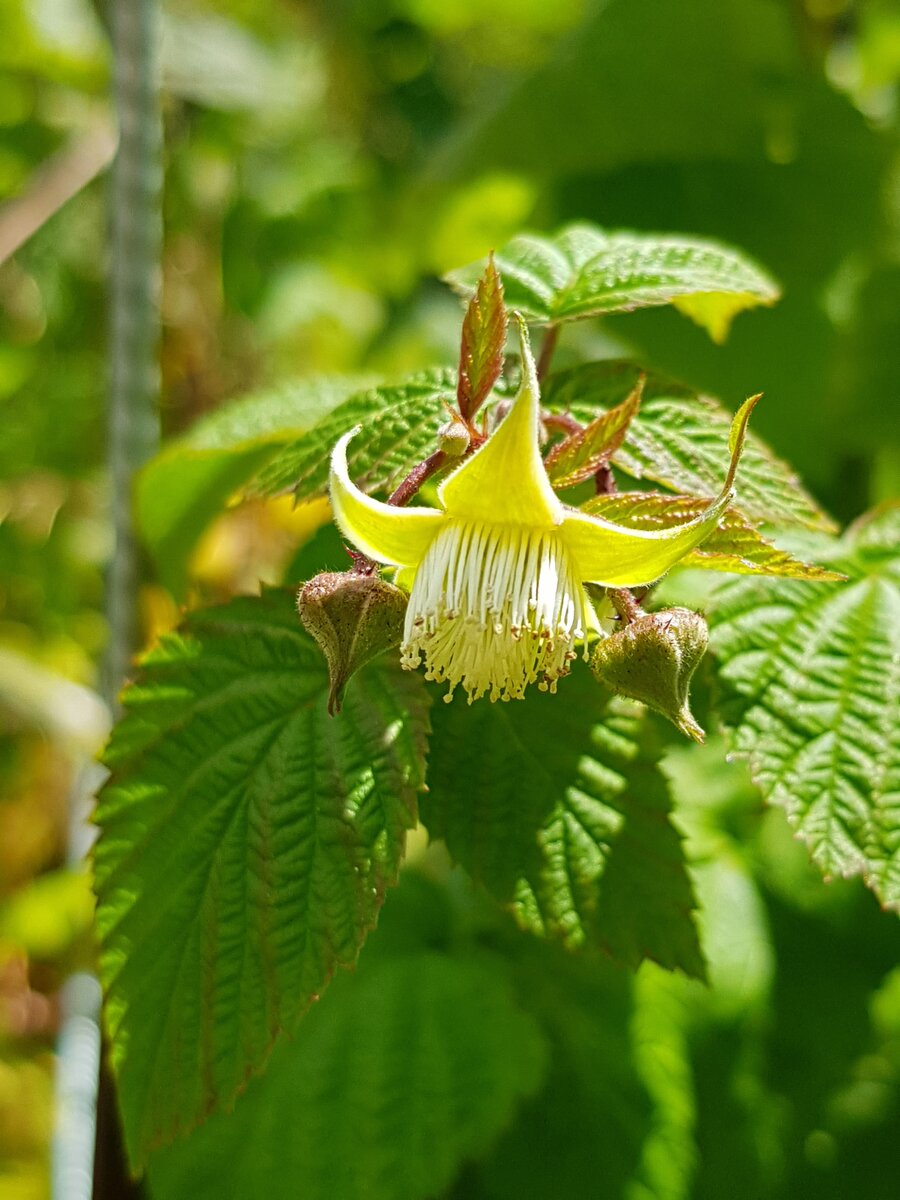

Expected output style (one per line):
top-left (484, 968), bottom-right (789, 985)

top-left (329, 317), bottom-right (754, 704)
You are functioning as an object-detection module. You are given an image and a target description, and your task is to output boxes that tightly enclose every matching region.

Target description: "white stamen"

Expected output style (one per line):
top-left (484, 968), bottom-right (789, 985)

top-left (401, 518), bottom-right (591, 703)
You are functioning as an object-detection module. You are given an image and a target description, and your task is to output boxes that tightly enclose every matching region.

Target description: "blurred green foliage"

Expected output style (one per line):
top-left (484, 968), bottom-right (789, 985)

top-left (1, 0), bottom-right (899, 1196)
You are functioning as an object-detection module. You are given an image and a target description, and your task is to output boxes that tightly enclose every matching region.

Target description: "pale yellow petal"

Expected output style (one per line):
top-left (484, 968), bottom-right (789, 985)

top-left (563, 394), bottom-right (760, 586)
top-left (562, 502), bottom-right (731, 586)
top-left (329, 428), bottom-right (444, 566)
top-left (437, 315), bottom-right (563, 528)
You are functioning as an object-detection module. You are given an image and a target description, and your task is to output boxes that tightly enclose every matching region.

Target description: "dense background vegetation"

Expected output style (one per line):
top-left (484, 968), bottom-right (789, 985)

top-left (1, 1), bottom-right (899, 1197)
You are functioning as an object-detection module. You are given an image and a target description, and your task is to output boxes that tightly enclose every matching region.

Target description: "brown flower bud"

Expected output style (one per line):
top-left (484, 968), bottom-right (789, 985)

top-left (589, 607), bottom-right (709, 743)
top-left (297, 571), bottom-right (408, 716)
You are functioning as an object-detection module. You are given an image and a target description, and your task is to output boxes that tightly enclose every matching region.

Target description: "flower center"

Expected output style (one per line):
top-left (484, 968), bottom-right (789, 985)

top-left (401, 518), bottom-right (590, 703)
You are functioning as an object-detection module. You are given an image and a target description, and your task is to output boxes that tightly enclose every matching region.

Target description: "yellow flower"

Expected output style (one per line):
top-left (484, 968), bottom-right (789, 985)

top-left (329, 317), bottom-right (755, 703)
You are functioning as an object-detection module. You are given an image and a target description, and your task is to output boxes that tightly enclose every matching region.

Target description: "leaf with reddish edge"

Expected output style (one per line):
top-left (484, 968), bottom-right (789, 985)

top-left (580, 492), bottom-right (845, 580)
top-left (457, 254), bottom-right (508, 423)
top-left (545, 379), bottom-right (643, 489)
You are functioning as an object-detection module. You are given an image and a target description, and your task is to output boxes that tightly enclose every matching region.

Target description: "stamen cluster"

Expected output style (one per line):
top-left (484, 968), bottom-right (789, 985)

top-left (401, 518), bottom-right (590, 703)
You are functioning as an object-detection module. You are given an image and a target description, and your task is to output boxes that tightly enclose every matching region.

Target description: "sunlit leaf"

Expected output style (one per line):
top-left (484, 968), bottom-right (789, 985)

top-left (446, 224), bottom-right (779, 340)
top-left (543, 362), bottom-right (836, 532)
top-left (247, 369), bottom-right (456, 502)
top-left (93, 588), bottom-right (430, 1164)
top-left (136, 376), bottom-right (372, 596)
top-left (708, 503), bottom-right (900, 908)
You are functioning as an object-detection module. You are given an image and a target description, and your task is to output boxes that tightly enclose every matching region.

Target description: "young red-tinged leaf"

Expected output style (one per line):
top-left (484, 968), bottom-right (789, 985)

top-left (457, 254), bottom-right (507, 422)
top-left (545, 379), bottom-right (643, 489)
top-left (581, 492), bottom-right (845, 580)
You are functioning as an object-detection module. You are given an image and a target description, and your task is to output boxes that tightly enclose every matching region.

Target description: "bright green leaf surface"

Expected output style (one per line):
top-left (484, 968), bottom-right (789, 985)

top-left (708, 504), bottom-right (900, 907)
top-left (136, 377), bottom-right (372, 595)
top-left (148, 952), bottom-right (546, 1200)
top-left (93, 588), bottom-right (430, 1164)
top-left (543, 362), bottom-right (835, 531)
top-left (247, 368), bottom-right (456, 501)
top-left (445, 224), bottom-right (779, 340)
top-left (423, 676), bottom-right (704, 977)
top-left (581, 492), bottom-right (843, 580)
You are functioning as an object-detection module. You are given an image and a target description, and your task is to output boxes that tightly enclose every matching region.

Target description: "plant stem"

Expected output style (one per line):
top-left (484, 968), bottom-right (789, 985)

top-left (610, 587), bottom-right (643, 624)
top-left (536, 324), bottom-right (559, 381)
top-left (387, 449), bottom-right (448, 506)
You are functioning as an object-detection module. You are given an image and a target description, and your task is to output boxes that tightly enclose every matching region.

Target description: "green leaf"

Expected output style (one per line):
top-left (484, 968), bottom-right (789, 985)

top-left (461, 937), bottom-right (652, 1200)
top-left (445, 224), bottom-right (780, 341)
top-left (457, 254), bottom-right (507, 422)
top-left (93, 588), bottom-right (430, 1164)
top-left (544, 379), bottom-right (642, 489)
top-left (148, 952), bottom-right (547, 1200)
top-left (136, 376), bottom-right (372, 596)
top-left (247, 368), bottom-right (456, 501)
top-left (582, 492), bottom-right (844, 580)
top-left (542, 362), bottom-right (835, 532)
top-left (422, 672), bottom-right (704, 977)
top-left (707, 503), bottom-right (900, 908)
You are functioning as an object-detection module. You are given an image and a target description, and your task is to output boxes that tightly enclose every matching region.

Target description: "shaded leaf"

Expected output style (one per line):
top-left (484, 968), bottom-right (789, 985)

top-left (707, 504), bottom-right (900, 908)
top-left (148, 952), bottom-right (546, 1200)
top-left (93, 588), bottom-right (430, 1164)
top-left (457, 254), bottom-right (507, 421)
top-left (247, 369), bottom-right (456, 501)
top-left (445, 224), bottom-right (779, 340)
top-left (545, 379), bottom-right (642, 489)
top-left (458, 937), bottom-right (651, 1200)
top-left (422, 672), bottom-right (704, 977)
top-left (582, 492), bottom-right (844, 579)
top-left (543, 362), bottom-right (835, 531)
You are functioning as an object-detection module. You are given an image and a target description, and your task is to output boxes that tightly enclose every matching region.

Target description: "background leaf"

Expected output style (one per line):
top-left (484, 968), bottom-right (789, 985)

top-left (136, 377), bottom-right (372, 595)
top-left (148, 947), bottom-right (547, 1200)
top-left (93, 588), bottom-right (430, 1164)
top-left (542, 362), bottom-right (835, 531)
top-left (707, 504), bottom-right (900, 908)
top-left (445, 224), bottom-right (779, 340)
top-left (247, 369), bottom-right (456, 501)
top-left (422, 672), bottom-right (704, 977)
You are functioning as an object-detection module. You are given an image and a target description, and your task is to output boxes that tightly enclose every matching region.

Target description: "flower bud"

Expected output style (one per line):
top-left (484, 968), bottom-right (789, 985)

top-left (589, 607), bottom-right (709, 742)
top-left (297, 571), bottom-right (408, 715)
top-left (438, 418), bottom-right (471, 457)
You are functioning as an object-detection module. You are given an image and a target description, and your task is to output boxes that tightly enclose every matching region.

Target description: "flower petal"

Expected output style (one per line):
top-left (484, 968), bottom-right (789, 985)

top-left (563, 394), bottom-right (761, 586)
top-left (562, 504), bottom-right (732, 586)
top-left (329, 428), bottom-right (444, 566)
top-left (437, 315), bottom-right (563, 528)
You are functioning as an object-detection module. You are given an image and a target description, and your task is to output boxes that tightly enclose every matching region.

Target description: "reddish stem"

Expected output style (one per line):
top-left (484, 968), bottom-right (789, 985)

top-left (387, 449), bottom-right (448, 507)
top-left (543, 412), bottom-right (582, 437)
top-left (536, 324), bottom-right (559, 381)
top-left (594, 463), bottom-right (616, 495)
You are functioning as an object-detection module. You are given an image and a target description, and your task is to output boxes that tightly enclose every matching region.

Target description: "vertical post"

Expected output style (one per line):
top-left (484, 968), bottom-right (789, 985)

top-left (51, 2), bottom-right (162, 1198)
top-left (104, 0), bottom-right (163, 701)
top-left (96, 0), bottom-right (162, 1192)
